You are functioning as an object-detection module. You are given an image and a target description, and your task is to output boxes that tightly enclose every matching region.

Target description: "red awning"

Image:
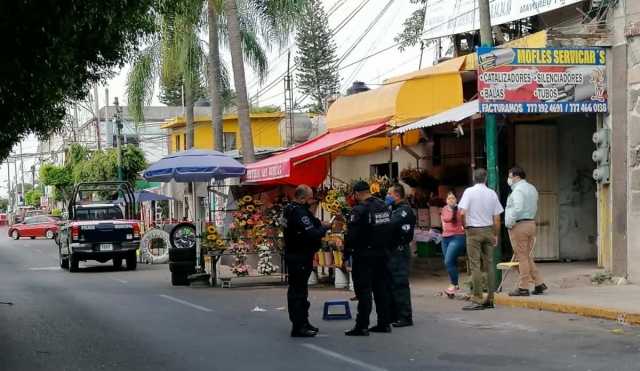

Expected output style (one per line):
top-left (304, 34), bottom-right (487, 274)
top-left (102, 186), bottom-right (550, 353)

top-left (242, 123), bottom-right (388, 187)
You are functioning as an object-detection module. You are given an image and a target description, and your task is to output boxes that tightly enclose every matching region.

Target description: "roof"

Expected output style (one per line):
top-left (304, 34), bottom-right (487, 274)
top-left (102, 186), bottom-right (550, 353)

top-left (391, 100), bottom-right (480, 134)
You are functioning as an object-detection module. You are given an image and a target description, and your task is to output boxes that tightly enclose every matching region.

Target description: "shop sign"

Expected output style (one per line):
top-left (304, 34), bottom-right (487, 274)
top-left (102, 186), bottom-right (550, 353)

top-left (422, 0), bottom-right (582, 40)
top-left (244, 161), bottom-right (291, 182)
top-left (477, 47), bottom-right (608, 114)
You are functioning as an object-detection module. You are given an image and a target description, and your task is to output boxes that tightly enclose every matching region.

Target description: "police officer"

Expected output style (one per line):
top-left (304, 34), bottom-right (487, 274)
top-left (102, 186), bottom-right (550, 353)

top-left (342, 181), bottom-right (393, 336)
top-left (282, 185), bottom-right (331, 338)
top-left (385, 183), bottom-right (416, 328)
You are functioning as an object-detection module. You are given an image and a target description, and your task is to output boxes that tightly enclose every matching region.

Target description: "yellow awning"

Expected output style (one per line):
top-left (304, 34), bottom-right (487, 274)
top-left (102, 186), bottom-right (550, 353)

top-left (326, 72), bottom-right (464, 132)
top-left (383, 56), bottom-right (467, 85)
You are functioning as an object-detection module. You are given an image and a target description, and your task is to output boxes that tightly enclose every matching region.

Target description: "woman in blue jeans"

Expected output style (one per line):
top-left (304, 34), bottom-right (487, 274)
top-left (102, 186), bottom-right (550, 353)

top-left (441, 192), bottom-right (466, 295)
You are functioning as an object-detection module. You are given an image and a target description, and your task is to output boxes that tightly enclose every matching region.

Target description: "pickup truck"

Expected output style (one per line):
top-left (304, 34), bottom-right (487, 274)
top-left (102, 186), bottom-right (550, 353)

top-left (58, 181), bottom-right (140, 272)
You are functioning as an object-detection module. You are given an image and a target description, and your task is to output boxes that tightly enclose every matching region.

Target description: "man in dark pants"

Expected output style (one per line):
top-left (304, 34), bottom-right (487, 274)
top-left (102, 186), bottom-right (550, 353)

top-left (283, 185), bottom-right (331, 337)
top-left (342, 181), bottom-right (393, 336)
top-left (385, 183), bottom-right (416, 328)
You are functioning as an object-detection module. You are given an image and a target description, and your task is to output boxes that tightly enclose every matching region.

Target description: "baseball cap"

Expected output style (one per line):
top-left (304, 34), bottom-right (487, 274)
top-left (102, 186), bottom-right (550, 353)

top-left (351, 180), bottom-right (370, 193)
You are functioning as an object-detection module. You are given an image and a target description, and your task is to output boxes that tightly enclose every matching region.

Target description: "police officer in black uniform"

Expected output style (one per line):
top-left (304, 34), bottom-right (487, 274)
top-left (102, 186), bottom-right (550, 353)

top-left (385, 183), bottom-right (416, 327)
top-left (283, 185), bottom-right (331, 338)
top-left (342, 181), bottom-right (393, 336)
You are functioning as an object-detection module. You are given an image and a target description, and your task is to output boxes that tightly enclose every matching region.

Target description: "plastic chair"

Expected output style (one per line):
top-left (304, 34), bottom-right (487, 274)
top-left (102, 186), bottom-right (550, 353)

top-left (496, 237), bottom-right (537, 293)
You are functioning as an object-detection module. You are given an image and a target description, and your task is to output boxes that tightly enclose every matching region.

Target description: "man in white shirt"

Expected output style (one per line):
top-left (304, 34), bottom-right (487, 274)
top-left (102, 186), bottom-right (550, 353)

top-left (458, 168), bottom-right (504, 311)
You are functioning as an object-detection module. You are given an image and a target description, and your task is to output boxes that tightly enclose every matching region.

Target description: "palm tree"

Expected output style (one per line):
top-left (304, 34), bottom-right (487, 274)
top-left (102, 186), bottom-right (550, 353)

top-left (223, 0), bottom-right (308, 164)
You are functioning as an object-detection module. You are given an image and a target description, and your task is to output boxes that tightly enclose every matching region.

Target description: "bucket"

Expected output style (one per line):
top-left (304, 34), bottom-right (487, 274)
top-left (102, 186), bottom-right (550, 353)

top-left (416, 241), bottom-right (438, 258)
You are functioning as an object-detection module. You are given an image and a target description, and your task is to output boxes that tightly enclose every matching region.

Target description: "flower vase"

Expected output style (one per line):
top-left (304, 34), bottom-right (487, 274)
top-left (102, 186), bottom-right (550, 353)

top-left (333, 251), bottom-right (343, 266)
top-left (317, 251), bottom-right (326, 266)
top-left (323, 251), bottom-right (334, 266)
top-left (313, 252), bottom-right (319, 267)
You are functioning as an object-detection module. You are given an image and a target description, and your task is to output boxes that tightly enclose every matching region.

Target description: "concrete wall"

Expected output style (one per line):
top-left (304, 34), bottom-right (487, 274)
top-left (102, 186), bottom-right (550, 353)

top-left (557, 115), bottom-right (598, 260)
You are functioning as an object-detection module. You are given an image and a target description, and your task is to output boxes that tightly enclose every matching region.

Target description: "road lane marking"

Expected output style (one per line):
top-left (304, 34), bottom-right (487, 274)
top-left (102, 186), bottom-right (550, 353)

top-left (29, 267), bottom-right (61, 271)
top-left (301, 344), bottom-right (390, 371)
top-left (159, 295), bottom-right (212, 312)
top-left (35, 248), bottom-right (43, 253)
top-left (108, 276), bottom-right (128, 284)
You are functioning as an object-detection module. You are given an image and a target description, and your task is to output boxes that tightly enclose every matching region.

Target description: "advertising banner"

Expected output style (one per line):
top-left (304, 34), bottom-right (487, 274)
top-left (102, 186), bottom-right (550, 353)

top-left (477, 47), bottom-right (608, 114)
top-left (422, 0), bottom-right (582, 40)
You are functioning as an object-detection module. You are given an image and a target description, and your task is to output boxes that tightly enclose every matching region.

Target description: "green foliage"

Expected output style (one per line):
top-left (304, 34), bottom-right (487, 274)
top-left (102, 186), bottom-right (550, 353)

top-left (0, 0), bottom-right (159, 163)
top-left (249, 105), bottom-right (281, 114)
top-left (158, 73), bottom-right (209, 106)
top-left (0, 198), bottom-right (8, 213)
top-left (293, 0), bottom-right (340, 113)
top-left (394, 0), bottom-right (427, 52)
top-left (25, 189), bottom-right (42, 207)
top-left (51, 208), bottom-right (62, 216)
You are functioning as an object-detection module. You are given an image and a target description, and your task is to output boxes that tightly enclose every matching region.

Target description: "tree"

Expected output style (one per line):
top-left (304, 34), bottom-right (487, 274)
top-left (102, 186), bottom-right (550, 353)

top-left (25, 189), bottom-right (42, 207)
top-left (224, 0), bottom-right (309, 163)
top-left (40, 144), bottom-right (88, 204)
top-left (294, 0), bottom-right (340, 113)
top-left (0, 198), bottom-right (8, 213)
top-left (159, 74), bottom-right (209, 106)
top-left (0, 0), bottom-right (158, 163)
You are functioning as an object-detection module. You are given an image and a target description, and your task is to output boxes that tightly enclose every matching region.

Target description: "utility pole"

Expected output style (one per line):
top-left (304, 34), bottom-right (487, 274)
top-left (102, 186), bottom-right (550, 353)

top-left (94, 85), bottom-right (102, 150)
top-left (7, 160), bottom-right (11, 213)
top-left (478, 0), bottom-right (501, 285)
top-left (13, 158), bottom-right (17, 210)
top-left (19, 142), bottom-right (25, 206)
top-left (105, 88), bottom-right (109, 147)
top-left (31, 165), bottom-right (35, 189)
top-left (113, 97), bottom-right (123, 181)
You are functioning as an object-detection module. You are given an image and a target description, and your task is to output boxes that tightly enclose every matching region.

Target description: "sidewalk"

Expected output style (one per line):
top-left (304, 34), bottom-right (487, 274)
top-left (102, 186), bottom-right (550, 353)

top-left (409, 261), bottom-right (640, 324)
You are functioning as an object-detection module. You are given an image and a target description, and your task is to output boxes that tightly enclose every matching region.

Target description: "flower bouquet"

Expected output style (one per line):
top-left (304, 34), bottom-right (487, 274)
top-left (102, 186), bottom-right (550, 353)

top-left (321, 234), bottom-right (344, 252)
top-left (349, 175), bottom-right (392, 200)
top-left (264, 195), bottom-right (289, 232)
top-left (400, 167), bottom-right (439, 192)
top-left (321, 189), bottom-right (352, 220)
top-left (234, 195), bottom-right (264, 229)
top-left (228, 241), bottom-right (251, 277)
top-left (202, 225), bottom-right (225, 253)
top-left (256, 245), bottom-right (278, 275)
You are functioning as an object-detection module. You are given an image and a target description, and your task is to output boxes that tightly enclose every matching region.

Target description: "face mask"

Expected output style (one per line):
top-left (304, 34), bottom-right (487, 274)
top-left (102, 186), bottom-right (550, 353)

top-left (385, 196), bottom-right (395, 205)
top-left (507, 178), bottom-right (513, 187)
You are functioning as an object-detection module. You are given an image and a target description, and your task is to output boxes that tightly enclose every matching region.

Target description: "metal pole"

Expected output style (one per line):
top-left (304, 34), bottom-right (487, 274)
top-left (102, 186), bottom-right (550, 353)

top-left (19, 143), bottom-right (25, 205)
top-left (479, 0), bottom-right (501, 285)
top-left (114, 97), bottom-right (123, 181)
top-left (7, 160), bottom-right (11, 213)
top-left (13, 158), bottom-right (17, 210)
top-left (94, 85), bottom-right (102, 150)
top-left (105, 89), bottom-right (109, 147)
top-left (419, 41), bottom-right (425, 69)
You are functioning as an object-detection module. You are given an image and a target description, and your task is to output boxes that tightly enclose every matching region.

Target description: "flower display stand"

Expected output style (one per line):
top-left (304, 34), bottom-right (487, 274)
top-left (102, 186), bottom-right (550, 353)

top-left (334, 267), bottom-right (348, 289)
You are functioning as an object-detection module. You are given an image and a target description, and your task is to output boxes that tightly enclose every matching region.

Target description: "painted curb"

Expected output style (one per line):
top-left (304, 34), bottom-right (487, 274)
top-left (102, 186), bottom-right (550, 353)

top-left (492, 295), bottom-right (640, 325)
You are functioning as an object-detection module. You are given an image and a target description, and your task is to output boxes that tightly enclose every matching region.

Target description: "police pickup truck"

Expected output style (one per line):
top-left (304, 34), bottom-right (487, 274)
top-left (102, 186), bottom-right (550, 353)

top-left (57, 182), bottom-right (140, 272)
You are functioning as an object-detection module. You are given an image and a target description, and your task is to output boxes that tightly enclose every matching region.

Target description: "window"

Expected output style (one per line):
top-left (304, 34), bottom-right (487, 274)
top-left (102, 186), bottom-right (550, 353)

top-left (224, 132), bottom-right (237, 152)
top-left (75, 207), bottom-right (124, 220)
top-left (176, 135), bottom-right (181, 151)
top-left (371, 162), bottom-right (399, 182)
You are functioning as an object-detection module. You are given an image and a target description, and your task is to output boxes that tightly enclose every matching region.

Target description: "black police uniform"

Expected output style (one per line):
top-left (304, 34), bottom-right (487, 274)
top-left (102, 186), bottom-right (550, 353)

top-left (282, 202), bottom-right (329, 333)
top-left (389, 200), bottom-right (416, 326)
top-left (344, 196), bottom-right (393, 332)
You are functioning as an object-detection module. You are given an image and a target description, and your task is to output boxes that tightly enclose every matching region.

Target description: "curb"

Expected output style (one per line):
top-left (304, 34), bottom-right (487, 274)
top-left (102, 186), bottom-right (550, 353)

top-left (492, 295), bottom-right (640, 325)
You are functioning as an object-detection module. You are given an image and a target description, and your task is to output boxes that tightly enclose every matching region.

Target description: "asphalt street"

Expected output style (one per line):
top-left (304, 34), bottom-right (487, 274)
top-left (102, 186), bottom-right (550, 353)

top-left (1, 229), bottom-right (639, 371)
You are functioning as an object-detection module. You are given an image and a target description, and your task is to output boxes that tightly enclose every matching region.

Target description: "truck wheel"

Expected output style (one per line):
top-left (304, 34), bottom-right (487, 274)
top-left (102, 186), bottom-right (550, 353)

top-left (169, 261), bottom-right (197, 274)
top-left (69, 253), bottom-right (79, 272)
top-left (171, 273), bottom-right (190, 286)
top-left (113, 258), bottom-right (123, 269)
top-left (168, 247), bottom-right (196, 262)
top-left (169, 223), bottom-right (196, 249)
top-left (59, 248), bottom-right (69, 269)
top-left (126, 253), bottom-right (137, 271)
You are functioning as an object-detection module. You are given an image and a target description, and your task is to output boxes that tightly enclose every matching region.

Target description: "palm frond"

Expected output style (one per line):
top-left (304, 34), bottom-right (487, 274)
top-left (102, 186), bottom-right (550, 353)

top-left (126, 43), bottom-right (161, 123)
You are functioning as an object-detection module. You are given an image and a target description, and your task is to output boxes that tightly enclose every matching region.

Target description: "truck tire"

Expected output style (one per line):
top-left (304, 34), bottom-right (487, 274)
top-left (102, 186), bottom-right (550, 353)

top-left (139, 229), bottom-right (170, 264)
top-left (169, 261), bottom-right (197, 274)
top-left (126, 253), bottom-right (137, 271)
top-left (59, 248), bottom-right (69, 269)
top-left (113, 258), bottom-right (123, 269)
top-left (69, 253), bottom-right (79, 272)
top-left (168, 247), bottom-right (196, 262)
top-left (171, 273), bottom-right (190, 286)
top-left (169, 223), bottom-right (196, 249)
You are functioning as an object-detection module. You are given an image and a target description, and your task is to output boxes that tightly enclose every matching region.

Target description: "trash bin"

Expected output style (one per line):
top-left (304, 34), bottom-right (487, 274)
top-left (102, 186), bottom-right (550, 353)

top-left (416, 241), bottom-right (438, 258)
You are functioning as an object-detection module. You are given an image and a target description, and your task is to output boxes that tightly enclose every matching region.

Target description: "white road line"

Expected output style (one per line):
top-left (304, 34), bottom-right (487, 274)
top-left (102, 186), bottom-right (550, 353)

top-left (159, 295), bottom-right (213, 312)
top-left (108, 276), bottom-right (128, 284)
top-left (35, 248), bottom-right (43, 253)
top-left (29, 267), bottom-right (61, 271)
top-left (301, 344), bottom-right (390, 371)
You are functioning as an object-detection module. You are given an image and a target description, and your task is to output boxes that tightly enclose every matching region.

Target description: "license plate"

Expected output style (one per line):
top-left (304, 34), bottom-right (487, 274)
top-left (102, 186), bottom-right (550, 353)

top-left (100, 244), bottom-right (113, 251)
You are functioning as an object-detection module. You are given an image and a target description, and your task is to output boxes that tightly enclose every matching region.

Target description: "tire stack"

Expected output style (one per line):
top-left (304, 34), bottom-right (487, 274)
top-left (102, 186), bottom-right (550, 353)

top-left (168, 247), bottom-right (196, 285)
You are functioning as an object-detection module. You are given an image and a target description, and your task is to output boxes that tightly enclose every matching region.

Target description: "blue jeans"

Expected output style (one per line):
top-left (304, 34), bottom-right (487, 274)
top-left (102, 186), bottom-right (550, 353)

top-left (441, 234), bottom-right (466, 286)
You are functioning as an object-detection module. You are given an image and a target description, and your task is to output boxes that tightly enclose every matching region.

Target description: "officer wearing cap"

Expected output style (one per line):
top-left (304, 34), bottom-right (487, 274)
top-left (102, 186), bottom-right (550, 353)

top-left (385, 183), bottom-right (416, 328)
top-left (342, 180), bottom-right (393, 336)
top-left (283, 185), bottom-right (332, 338)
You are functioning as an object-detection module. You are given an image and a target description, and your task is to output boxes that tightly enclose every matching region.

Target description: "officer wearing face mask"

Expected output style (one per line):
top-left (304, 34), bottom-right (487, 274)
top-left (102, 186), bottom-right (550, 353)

top-left (385, 183), bottom-right (416, 328)
top-left (283, 185), bottom-right (332, 338)
top-left (342, 181), bottom-right (393, 336)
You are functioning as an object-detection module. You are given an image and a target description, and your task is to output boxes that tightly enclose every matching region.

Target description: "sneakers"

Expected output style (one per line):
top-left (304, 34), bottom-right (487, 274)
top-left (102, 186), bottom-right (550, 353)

top-left (444, 285), bottom-right (460, 295)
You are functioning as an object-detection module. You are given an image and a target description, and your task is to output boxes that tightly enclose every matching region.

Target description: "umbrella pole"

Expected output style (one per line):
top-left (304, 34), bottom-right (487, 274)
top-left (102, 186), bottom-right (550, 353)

top-left (193, 181), bottom-right (201, 271)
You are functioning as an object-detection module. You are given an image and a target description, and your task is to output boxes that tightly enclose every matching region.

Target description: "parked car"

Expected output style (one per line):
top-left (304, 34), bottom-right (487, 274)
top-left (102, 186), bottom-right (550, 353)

top-left (8, 215), bottom-right (60, 240)
top-left (24, 209), bottom-right (45, 219)
top-left (14, 206), bottom-right (36, 223)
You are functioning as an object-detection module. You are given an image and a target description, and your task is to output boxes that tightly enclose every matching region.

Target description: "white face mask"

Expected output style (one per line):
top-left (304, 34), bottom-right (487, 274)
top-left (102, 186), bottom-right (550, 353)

top-left (507, 178), bottom-right (513, 187)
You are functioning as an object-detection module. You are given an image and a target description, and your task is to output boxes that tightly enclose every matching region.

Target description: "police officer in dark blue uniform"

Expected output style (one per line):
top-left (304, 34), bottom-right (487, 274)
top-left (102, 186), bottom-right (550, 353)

top-left (385, 183), bottom-right (416, 327)
top-left (282, 185), bottom-right (331, 338)
top-left (342, 181), bottom-right (393, 336)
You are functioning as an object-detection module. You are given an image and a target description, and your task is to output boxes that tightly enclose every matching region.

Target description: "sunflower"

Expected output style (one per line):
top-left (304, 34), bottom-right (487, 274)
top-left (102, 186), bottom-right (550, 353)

top-left (207, 225), bottom-right (217, 233)
top-left (216, 239), bottom-right (224, 246)
top-left (254, 200), bottom-right (263, 205)
top-left (207, 234), bottom-right (216, 241)
top-left (246, 205), bottom-right (255, 212)
top-left (238, 201), bottom-right (245, 207)
top-left (370, 183), bottom-right (380, 195)
top-left (243, 195), bottom-right (252, 202)
top-left (325, 195), bottom-right (334, 202)
top-left (331, 200), bottom-right (340, 207)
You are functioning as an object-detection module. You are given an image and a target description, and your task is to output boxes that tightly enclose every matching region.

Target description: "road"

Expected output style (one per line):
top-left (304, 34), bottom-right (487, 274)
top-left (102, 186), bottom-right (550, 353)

top-left (1, 229), bottom-right (639, 371)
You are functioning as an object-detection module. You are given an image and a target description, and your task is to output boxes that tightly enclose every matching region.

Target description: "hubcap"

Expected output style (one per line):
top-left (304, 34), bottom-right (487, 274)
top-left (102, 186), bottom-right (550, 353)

top-left (12, 231), bottom-right (17, 239)
top-left (172, 226), bottom-right (196, 249)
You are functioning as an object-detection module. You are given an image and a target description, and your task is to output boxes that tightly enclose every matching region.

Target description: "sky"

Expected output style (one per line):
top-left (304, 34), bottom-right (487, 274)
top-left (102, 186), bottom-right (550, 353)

top-left (2, 0), bottom-right (442, 200)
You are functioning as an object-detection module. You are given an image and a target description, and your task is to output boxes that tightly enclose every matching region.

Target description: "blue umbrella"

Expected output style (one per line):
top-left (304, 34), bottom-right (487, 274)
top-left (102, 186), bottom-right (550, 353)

top-left (115, 190), bottom-right (174, 203)
top-left (144, 148), bottom-right (246, 183)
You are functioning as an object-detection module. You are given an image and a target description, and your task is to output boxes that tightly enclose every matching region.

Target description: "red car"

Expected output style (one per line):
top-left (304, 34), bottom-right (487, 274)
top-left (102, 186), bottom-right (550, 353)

top-left (8, 215), bottom-right (61, 240)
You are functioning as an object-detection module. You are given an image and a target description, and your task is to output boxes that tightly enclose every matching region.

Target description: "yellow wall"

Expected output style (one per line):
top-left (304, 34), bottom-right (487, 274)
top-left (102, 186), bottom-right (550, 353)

top-left (164, 113), bottom-right (286, 153)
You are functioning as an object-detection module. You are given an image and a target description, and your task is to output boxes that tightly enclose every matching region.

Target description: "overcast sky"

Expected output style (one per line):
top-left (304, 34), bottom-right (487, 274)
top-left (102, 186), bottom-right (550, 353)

top-left (2, 0), bottom-right (440, 199)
